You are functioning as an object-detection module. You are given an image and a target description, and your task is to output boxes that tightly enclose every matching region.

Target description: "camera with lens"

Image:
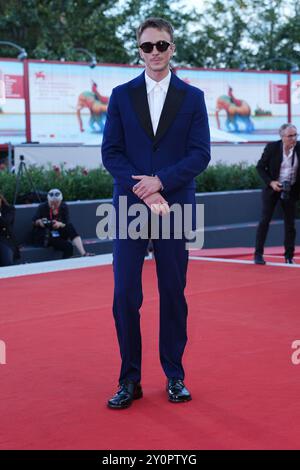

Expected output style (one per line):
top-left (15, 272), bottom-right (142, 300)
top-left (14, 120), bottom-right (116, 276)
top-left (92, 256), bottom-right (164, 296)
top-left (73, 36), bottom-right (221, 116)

top-left (280, 180), bottom-right (291, 200)
top-left (41, 218), bottom-right (54, 229)
top-left (41, 218), bottom-right (54, 247)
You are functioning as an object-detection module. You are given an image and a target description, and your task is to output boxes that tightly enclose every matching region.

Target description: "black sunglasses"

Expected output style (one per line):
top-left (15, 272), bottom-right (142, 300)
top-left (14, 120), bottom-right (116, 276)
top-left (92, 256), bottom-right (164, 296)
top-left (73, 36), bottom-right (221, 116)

top-left (139, 40), bottom-right (172, 53)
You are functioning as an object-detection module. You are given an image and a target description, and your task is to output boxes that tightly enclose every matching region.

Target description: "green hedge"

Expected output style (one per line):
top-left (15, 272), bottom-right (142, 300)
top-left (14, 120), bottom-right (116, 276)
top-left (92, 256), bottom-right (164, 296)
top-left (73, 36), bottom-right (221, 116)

top-left (195, 162), bottom-right (262, 192)
top-left (0, 166), bottom-right (113, 203)
top-left (1, 162), bottom-right (264, 204)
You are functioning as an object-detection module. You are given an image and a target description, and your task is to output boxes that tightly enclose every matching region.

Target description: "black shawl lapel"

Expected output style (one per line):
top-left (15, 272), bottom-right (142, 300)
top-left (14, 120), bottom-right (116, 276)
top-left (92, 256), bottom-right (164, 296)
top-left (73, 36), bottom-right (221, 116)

top-left (129, 74), bottom-right (154, 141)
top-left (154, 80), bottom-right (186, 145)
top-left (129, 71), bottom-right (187, 143)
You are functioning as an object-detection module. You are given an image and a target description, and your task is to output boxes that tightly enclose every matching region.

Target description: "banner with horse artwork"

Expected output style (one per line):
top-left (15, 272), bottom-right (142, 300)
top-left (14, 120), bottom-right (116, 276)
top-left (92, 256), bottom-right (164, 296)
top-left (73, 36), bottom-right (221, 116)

top-left (176, 68), bottom-right (289, 142)
top-left (28, 61), bottom-right (142, 144)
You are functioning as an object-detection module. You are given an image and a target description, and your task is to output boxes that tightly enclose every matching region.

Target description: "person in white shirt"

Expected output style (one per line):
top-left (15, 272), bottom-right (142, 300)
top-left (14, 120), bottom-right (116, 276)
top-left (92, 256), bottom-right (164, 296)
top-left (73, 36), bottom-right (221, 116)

top-left (255, 123), bottom-right (300, 264)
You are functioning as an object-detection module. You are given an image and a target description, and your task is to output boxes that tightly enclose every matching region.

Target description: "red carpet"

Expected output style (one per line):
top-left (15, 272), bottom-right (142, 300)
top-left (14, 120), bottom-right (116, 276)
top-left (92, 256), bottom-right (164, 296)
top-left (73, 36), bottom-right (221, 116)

top-left (1, 260), bottom-right (300, 449)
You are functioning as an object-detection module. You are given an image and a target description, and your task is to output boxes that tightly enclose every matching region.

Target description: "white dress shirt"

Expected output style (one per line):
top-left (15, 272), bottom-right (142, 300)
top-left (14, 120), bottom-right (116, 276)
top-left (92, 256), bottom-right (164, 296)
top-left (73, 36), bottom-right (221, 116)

top-left (145, 70), bottom-right (171, 135)
top-left (279, 146), bottom-right (298, 185)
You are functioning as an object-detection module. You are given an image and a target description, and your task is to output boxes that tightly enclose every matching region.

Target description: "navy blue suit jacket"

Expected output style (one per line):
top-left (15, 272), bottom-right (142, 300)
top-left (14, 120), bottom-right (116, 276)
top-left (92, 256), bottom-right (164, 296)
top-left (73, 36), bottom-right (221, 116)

top-left (102, 71), bottom-right (211, 230)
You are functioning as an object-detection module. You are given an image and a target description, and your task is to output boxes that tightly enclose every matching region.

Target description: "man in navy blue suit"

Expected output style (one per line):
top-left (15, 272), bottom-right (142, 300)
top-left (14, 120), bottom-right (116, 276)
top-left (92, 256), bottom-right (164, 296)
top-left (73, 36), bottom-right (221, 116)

top-left (102, 17), bottom-right (211, 409)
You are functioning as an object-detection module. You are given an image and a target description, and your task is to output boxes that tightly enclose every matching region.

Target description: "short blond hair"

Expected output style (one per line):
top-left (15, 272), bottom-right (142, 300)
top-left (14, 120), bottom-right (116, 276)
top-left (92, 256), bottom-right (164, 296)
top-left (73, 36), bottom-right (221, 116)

top-left (136, 17), bottom-right (174, 43)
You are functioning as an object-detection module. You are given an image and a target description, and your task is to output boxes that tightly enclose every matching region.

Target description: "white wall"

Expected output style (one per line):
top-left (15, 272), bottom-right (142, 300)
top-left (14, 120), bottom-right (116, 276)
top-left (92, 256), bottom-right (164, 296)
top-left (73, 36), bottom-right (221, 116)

top-left (211, 143), bottom-right (265, 166)
top-left (14, 142), bottom-right (267, 170)
top-left (14, 144), bottom-right (101, 170)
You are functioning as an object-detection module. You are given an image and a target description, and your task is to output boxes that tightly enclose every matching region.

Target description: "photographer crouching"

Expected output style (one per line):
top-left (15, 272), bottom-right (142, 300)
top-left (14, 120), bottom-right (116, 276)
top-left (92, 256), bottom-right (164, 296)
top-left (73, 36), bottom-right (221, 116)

top-left (32, 189), bottom-right (93, 259)
top-left (254, 123), bottom-right (300, 265)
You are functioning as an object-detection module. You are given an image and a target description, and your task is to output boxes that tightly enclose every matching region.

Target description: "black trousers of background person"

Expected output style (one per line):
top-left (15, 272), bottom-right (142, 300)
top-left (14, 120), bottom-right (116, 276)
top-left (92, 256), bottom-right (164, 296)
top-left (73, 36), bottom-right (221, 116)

top-left (48, 223), bottom-right (79, 259)
top-left (255, 187), bottom-right (297, 259)
top-left (0, 240), bottom-right (14, 266)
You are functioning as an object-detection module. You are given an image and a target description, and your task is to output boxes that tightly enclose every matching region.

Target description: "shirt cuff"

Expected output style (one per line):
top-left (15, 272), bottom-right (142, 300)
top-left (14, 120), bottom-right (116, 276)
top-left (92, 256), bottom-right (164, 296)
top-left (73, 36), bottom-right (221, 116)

top-left (155, 175), bottom-right (164, 191)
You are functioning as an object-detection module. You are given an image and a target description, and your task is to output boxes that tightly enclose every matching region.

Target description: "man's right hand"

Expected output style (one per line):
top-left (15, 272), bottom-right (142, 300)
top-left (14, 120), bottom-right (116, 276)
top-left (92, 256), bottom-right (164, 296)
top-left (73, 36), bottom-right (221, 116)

top-left (36, 219), bottom-right (45, 228)
top-left (270, 181), bottom-right (282, 192)
top-left (143, 192), bottom-right (170, 216)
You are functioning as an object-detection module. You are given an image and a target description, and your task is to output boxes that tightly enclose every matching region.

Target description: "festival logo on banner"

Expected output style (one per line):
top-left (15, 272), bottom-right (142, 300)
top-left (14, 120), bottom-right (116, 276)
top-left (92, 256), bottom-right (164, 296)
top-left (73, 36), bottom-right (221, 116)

top-left (269, 81), bottom-right (288, 104)
top-left (0, 61), bottom-right (26, 144)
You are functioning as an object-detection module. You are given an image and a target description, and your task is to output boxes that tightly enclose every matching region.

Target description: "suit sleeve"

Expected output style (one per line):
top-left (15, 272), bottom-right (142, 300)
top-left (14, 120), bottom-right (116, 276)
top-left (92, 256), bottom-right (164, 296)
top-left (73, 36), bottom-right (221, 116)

top-left (156, 90), bottom-right (211, 192)
top-left (101, 89), bottom-right (140, 191)
top-left (256, 143), bottom-right (273, 186)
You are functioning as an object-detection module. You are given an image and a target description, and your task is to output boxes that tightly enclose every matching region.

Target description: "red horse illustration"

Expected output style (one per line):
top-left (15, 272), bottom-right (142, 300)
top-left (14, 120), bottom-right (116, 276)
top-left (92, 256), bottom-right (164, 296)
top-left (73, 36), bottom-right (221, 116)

top-left (216, 86), bottom-right (254, 132)
top-left (77, 81), bottom-right (109, 133)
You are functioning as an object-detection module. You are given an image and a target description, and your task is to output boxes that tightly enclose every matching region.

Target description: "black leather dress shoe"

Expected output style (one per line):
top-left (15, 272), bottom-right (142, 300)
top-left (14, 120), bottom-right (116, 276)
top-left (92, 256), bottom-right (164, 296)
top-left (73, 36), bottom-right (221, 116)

top-left (254, 254), bottom-right (266, 265)
top-left (107, 381), bottom-right (143, 409)
top-left (285, 257), bottom-right (294, 264)
top-left (167, 379), bottom-right (192, 403)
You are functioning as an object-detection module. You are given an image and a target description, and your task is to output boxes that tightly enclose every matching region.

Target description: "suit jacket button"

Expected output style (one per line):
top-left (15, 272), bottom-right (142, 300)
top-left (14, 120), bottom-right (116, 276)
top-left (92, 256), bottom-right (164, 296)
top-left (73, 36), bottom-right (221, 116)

top-left (153, 145), bottom-right (158, 152)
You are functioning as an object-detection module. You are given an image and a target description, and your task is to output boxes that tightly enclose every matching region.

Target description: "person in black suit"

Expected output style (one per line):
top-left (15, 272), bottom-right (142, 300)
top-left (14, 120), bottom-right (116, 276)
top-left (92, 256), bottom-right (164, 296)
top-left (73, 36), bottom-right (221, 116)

top-left (254, 123), bottom-right (300, 265)
top-left (0, 193), bottom-right (19, 266)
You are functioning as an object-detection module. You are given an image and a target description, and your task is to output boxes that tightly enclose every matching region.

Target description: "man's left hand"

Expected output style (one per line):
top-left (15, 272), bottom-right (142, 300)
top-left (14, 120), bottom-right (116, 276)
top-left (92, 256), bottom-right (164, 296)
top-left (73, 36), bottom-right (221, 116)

top-left (52, 221), bottom-right (64, 229)
top-left (143, 192), bottom-right (170, 216)
top-left (132, 175), bottom-right (162, 199)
